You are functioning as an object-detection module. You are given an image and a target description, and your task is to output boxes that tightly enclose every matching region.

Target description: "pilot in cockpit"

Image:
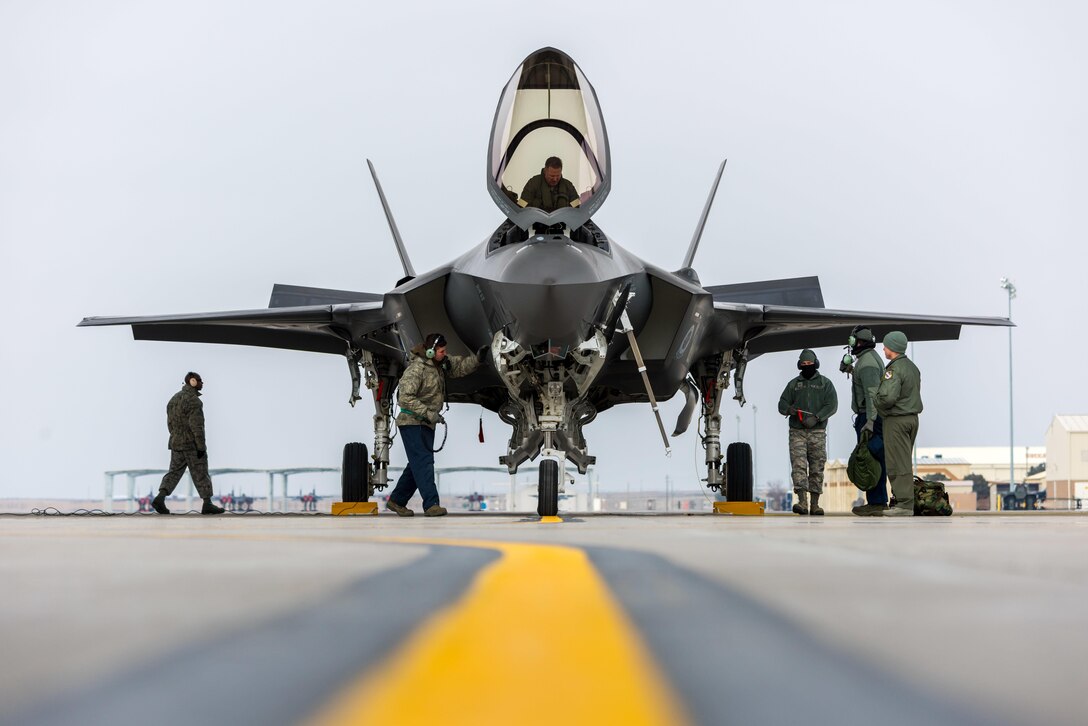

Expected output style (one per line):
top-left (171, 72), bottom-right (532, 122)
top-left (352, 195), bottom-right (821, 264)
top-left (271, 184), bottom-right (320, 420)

top-left (518, 156), bottom-right (581, 213)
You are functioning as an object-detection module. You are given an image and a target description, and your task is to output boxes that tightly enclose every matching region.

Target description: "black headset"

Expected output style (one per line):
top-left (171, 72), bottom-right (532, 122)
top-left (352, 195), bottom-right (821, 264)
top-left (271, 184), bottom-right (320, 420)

top-left (848, 325), bottom-right (873, 347)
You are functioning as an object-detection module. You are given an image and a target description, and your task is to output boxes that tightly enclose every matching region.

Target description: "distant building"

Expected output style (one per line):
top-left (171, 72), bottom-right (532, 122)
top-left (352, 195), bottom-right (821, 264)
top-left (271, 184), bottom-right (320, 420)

top-left (914, 445), bottom-right (1045, 485)
top-left (1045, 415), bottom-right (1088, 510)
top-left (820, 460), bottom-right (863, 513)
top-left (914, 456), bottom-right (971, 480)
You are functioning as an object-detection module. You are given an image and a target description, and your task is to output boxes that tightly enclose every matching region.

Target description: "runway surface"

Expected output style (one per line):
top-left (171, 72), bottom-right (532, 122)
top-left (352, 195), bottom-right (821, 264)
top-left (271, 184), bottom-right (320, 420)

top-left (2, 511), bottom-right (1085, 725)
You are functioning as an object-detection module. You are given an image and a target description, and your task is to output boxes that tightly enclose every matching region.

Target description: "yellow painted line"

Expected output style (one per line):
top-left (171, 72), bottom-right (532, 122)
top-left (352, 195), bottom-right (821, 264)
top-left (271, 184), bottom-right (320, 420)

top-left (539, 515), bottom-right (563, 523)
top-left (307, 539), bottom-right (690, 726)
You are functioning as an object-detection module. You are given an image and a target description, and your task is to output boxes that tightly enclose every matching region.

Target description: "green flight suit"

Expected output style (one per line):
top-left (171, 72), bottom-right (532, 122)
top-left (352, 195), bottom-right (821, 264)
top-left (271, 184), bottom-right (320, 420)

top-left (777, 371), bottom-right (838, 430)
top-left (850, 347), bottom-right (884, 424)
top-left (519, 171), bottom-right (579, 212)
top-left (874, 354), bottom-right (923, 510)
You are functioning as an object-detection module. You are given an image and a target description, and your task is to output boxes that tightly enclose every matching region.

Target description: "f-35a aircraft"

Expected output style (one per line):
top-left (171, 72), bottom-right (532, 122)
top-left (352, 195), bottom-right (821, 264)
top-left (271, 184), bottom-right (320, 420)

top-left (80, 48), bottom-right (1010, 516)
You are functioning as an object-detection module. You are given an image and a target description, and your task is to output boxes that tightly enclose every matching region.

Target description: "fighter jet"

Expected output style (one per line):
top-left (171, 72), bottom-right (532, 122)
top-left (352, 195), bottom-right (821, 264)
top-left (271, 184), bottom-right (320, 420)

top-left (80, 48), bottom-right (1010, 516)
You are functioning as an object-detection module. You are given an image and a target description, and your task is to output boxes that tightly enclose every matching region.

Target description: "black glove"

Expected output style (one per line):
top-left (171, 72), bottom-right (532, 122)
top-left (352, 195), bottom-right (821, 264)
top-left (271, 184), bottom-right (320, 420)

top-left (802, 415), bottom-right (818, 429)
top-left (476, 346), bottom-right (489, 364)
top-left (196, 450), bottom-right (207, 459)
top-left (788, 406), bottom-right (798, 417)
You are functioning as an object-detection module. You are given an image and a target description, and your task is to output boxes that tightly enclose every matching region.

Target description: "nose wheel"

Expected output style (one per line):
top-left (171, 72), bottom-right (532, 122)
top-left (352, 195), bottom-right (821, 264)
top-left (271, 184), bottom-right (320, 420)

top-left (537, 459), bottom-right (559, 517)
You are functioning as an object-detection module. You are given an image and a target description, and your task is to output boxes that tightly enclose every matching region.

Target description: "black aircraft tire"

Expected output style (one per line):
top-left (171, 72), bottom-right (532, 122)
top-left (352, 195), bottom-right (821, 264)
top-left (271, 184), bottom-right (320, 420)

top-left (726, 442), bottom-right (753, 502)
top-left (538, 460), bottom-right (559, 517)
top-left (342, 442), bottom-right (370, 502)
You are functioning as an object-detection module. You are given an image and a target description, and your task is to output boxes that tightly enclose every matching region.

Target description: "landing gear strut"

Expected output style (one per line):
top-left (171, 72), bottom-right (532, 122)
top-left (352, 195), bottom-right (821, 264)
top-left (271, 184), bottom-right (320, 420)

top-left (348, 348), bottom-right (399, 495)
top-left (697, 348), bottom-right (754, 501)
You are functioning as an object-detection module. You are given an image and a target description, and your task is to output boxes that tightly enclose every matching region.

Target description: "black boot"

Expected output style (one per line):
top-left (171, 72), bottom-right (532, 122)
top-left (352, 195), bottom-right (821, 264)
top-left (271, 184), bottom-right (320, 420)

top-left (201, 498), bottom-right (225, 515)
top-left (152, 493), bottom-right (170, 515)
top-left (791, 489), bottom-right (808, 515)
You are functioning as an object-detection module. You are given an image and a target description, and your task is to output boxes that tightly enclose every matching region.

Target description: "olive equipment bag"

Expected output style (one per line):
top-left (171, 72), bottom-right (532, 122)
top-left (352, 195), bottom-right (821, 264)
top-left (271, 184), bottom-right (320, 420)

top-left (847, 430), bottom-right (882, 491)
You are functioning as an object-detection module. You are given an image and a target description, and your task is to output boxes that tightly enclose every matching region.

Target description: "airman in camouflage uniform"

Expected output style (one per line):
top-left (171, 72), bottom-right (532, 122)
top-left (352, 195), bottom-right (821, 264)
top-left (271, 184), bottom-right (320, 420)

top-left (153, 372), bottom-right (224, 515)
top-left (874, 331), bottom-right (923, 517)
top-left (386, 334), bottom-right (483, 518)
top-left (519, 156), bottom-right (580, 213)
top-left (778, 349), bottom-right (838, 515)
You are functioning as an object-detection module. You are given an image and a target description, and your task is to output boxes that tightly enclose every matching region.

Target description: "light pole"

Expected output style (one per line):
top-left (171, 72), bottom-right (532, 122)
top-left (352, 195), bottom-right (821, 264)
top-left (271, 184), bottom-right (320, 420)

top-left (752, 405), bottom-right (759, 493)
top-left (1000, 277), bottom-right (1016, 495)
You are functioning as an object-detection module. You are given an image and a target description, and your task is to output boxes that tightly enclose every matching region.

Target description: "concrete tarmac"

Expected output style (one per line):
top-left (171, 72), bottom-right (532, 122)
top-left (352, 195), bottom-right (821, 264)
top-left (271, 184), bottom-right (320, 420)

top-left (2, 511), bottom-right (1085, 725)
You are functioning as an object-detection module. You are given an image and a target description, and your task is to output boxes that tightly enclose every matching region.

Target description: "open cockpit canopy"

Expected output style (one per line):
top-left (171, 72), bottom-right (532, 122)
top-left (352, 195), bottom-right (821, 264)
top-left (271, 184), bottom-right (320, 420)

top-left (488, 48), bottom-right (610, 231)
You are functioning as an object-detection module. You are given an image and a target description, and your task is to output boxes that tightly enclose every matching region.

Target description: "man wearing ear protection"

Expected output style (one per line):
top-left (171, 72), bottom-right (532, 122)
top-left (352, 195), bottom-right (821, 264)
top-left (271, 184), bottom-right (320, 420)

top-left (845, 327), bottom-right (890, 515)
top-left (152, 372), bottom-right (224, 515)
top-left (387, 333), bottom-right (485, 517)
top-left (778, 349), bottom-right (838, 515)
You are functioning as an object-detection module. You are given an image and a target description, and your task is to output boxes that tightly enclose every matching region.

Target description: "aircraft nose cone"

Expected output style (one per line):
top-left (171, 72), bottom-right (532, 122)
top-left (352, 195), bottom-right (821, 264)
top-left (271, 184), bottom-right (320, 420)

top-left (497, 280), bottom-right (604, 349)
top-left (498, 240), bottom-right (599, 285)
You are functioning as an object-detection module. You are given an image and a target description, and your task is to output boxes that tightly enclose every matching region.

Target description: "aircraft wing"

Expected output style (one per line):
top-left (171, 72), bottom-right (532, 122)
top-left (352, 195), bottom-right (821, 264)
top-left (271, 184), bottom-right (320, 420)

top-left (78, 300), bottom-right (396, 356)
top-left (712, 301), bottom-right (1012, 356)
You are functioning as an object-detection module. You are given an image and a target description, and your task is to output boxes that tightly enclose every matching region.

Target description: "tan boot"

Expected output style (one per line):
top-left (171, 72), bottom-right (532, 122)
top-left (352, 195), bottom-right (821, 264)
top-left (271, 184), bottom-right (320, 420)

top-left (424, 505), bottom-right (448, 517)
top-left (809, 493), bottom-right (824, 515)
top-left (792, 489), bottom-right (808, 515)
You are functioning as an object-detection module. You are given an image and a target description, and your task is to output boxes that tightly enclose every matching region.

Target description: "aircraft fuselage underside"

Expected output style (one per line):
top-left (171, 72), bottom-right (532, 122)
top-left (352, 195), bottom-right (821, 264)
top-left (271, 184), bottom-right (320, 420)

top-left (376, 224), bottom-right (723, 476)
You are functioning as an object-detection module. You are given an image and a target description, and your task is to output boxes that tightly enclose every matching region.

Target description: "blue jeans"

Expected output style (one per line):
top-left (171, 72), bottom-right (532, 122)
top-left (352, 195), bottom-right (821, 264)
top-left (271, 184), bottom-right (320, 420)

top-left (854, 413), bottom-right (888, 505)
top-left (389, 425), bottom-right (439, 510)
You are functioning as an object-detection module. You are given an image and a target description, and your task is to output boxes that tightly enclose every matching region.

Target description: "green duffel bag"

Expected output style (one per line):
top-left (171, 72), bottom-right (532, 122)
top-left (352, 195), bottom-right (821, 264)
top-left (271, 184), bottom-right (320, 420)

top-left (913, 476), bottom-right (953, 516)
top-left (847, 430), bottom-right (881, 491)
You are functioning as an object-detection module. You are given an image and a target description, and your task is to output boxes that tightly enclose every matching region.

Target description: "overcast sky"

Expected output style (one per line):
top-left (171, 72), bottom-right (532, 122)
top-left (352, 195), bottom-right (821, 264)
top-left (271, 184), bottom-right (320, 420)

top-left (2, 0), bottom-right (1085, 501)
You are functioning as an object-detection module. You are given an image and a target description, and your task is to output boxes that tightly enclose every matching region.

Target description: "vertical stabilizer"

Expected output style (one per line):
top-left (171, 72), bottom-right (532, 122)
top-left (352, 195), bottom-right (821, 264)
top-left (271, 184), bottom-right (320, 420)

top-left (367, 159), bottom-right (416, 278)
top-left (681, 159), bottom-right (727, 270)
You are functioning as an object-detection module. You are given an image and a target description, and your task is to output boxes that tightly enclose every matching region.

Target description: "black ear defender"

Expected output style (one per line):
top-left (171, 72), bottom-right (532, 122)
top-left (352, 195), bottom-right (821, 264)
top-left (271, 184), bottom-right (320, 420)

top-left (848, 325), bottom-right (873, 347)
top-left (797, 350), bottom-right (820, 370)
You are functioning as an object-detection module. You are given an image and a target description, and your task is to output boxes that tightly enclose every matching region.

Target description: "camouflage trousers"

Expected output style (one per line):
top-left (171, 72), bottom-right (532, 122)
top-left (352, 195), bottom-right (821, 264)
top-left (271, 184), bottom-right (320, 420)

top-left (159, 449), bottom-right (214, 499)
top-left (788, 429), bottom-right (827, 494)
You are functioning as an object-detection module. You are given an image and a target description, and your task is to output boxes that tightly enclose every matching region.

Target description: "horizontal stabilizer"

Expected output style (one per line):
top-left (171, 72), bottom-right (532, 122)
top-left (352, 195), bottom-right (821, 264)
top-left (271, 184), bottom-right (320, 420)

top-left (711, 302), bottom-right (1012, 356)
top-left (78, 301), bottom-right (391, 356)
top-left (269, 283), bottom-right (383, 308)
top-left (131, 323), bottom-right (348, 354)
top-left (706, 276), bottom-right (824, 308)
